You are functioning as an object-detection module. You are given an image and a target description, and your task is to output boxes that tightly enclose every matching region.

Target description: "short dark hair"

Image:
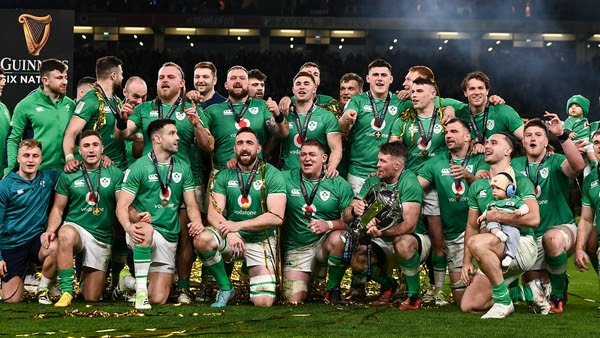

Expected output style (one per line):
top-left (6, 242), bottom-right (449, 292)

top-left (79, 130), bottom-right (102, 145)
top-left (495, 132), bottom-right (519, 158)
top-left (95, 56), bottom-right (123, 80)
top-left (340, 73), bottom-right (364, 89)
top-left (461, 71), bottom-right (490, 92)
top-left (300, 62), bottom-right (319, 71)
top-left (77, 76), bottom-right (96, 89)
top-left (301, 138), bottom-right (325, 152)
top-left (194, 61), bottom-right (217, 76)
top-left (446, 118), bottom-right (471, 133)
top-left (412, 76), bottom-right (436, 88)
top-left (368, 59), bottom-right (392, 72)
top-left (147, 119), bottom-right (176, 140)
top-left (408, 65), bottom-right (435, 79)
top-left (523, 118), bottom-right (549, 138)
top-left (236, 126), bottom-right (258, 139)
top-left (379, 141), bottom-right (408, 164)
top-left (293, 71), bottom-right (315, 84)
top-left (248, 69), bottom-right (267, 82)
top-left (40, 58), bottom-right (67, 77)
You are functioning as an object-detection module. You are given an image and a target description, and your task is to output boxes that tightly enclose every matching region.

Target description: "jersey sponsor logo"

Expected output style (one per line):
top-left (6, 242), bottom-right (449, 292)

top-left (172, 172), bottom-right (182, 183)
top-left (293, 133), bottom-right (302, 147)
top-left (433, 124), bottom-right (443, 134)
top-left (291, 188), bottom-right (301, 196)
top-left (148, 173), bottom-right (159, 182)
top-left (487, 120), bottom-right (495, 130)
top-left (478, 190), bottom-right (487, 198)
top-left (451, 181), bottom-right (466, 198)
top-left (74, 179), bottom-right (85, 187)
top-left (160, 186), bottom-right (172, 203)
top-left (175, 111), bottom-right (186, 121)
top-left (362, 105), bottom-right (373, 112)
top-left (249, 107), bottom-right (259, 115)
top-left (235, 118), bottom-right (251, 129)
top-left (237, 195), bottom-right (253, 209)
top-left (150, 110), bottom-right (158, 117)
top-left (100, 177), bottom-right (110, 188)
top-left (534, 185), bottom-right (542, 198)
top-left (302, 203), bottom-right (316, 219)
top-left (319, 190), bottom-right (330, 201)
top-left (540, 167), bottom-right (549, 179)
top-left (370, 118), bottom-right (385, 131)
top-left (307, 121), bottom-right (318, 131)
top-left (253, 180), bottom-right (263, 191)
top-left (223, 109), bottom-right (233, 116)
top-left (388, 106), bottom-right (398, 115)
top-left (36, 107), bottom-right (43, 112)
top-left (416, 137), bottom-right (431, 153)
top-left (85, 191), bottom-right (100, 206)
top-left (74, 101), bottom-right (85, 114)
top-left (228, 180), bottom-right (238, 187)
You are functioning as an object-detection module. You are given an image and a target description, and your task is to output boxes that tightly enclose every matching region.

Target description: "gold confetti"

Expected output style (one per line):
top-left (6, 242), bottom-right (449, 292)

top-left (292, 314), bottom-right (311, 317)
top-left (96, 329), bottom-right (117, 333)
top-left (145, 328), bottom-right (157, 332)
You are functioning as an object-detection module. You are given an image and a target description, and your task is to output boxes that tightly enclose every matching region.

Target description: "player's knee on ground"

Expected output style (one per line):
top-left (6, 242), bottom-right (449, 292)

top-left (283, 278), bottom-right (308, 302)
top-left (250, 274), bottom-right (276, 307)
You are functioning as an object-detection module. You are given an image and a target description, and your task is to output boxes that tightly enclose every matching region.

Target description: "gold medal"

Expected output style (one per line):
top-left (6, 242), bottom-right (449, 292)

top-left (305, 210), bottom-right (313, 219)
top-left (454, 193), bottom-right (461, 201)
top-left (161, 199), bottom-right (169, 207)
top-left (374, 131), bottom-right (382, 138)
top-left (242, 202), bottom-right (251, 210)
top-left (422, 149), bottom-right (429, 156)
top-left (93, 206), bottom-right (101, 215)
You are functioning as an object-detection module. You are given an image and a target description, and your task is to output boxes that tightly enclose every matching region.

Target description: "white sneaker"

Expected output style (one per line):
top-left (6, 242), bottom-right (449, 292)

top-left (434, 295), bottom-right (449, 306)
top-left (135, 292), bottom-right (151, 310)
top-left (481, 302), bottom-right (514, 319)
top-left (501, 256), bottom-right (513, 267)
top-left (24, 274), bottom-right (40, 292)
top-left (528, 279), bottom-right (550, 315)
top-left (37, 287), bottom-right (52, 305)
top-left (176, 289), bottom-right (194, 305)
top-left (422, 287), bottom-right (436, 302)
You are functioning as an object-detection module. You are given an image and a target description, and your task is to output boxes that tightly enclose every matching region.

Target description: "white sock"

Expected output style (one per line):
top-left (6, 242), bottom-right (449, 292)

top-left (124, 275), bottom-right (136, 291)
top-left (39, 275), bottom-right (52, 289)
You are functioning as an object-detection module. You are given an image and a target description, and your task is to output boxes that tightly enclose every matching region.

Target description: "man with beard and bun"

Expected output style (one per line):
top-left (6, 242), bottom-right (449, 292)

top-left (510, 116), bottom-right (584, 314)
top-left (281, 71), bottom-right (341, 176)
top-left (339, 59), bottom-right (412, 195)
top-left (0, 139), bottom-right (60, 303)
top-left (194, 127), bottom-right (286, 307)
top-left (203, 65), bottom-right (288, 171)
top-left (6, 59), bottom-right (74, 175)
top-left (63, 56), bottom-right (128, 172)
top-left (46, 131), bottom-right (124, 307)
top-left (339, 141), bottom-right (429, 310)
top-left (186, 61), bottom-right (227, 110)
top-left (461, 133), bottom-right (544, 319)
top-left (281, 139), bottom-right (353, 304)
top-left (116, 119), bottom-right (204, 310)
top-left (116, 62), bottom-right (213, 304)
top-left (417, 118), bottom-right (489, 305)
top-left (248, 69), bottom-right (266, 100)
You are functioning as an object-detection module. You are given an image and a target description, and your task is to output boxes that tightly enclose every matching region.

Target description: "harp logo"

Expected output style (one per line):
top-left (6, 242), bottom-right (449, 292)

top-left (18, 14), bottom-right (53, 56)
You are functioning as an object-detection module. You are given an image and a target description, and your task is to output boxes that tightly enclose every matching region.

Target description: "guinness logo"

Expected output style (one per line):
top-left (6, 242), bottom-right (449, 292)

top-left (18, 14), bottom-right (53, 56)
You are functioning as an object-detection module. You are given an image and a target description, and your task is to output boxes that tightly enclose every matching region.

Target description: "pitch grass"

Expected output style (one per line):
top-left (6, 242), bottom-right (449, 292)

top-left (1, 259), bottom-right (599, 337)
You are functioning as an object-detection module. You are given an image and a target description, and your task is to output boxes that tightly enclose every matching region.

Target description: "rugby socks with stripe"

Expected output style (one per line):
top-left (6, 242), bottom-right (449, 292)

top-left (327, 254), bottom-right (346, 290)
top-left (509, 284), bottom-right (533, 303)
top-left (492, 281), bottom-right (512, 305)
top-left (397, 253), bottom-right (421, 297)
top-left (133, 245), bottom-right (151, 294)
top-left (57, 268), bottom-right (75, 296)
top-left (546, 251), bottom-right (568, 298)
top-left (199, 250), bottom-right (232, 291)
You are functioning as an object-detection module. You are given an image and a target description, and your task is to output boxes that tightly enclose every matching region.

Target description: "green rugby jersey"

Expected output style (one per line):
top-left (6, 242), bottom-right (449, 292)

top-left (582, 165), bottom-right (600, 246)
top-left (455, 104), bottom-right (523, 142)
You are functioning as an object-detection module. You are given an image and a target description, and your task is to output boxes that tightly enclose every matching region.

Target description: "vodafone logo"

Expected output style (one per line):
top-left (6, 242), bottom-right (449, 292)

top-left (160, 187), bottom-right (172, 201)
top-left (235, 118), bottom-right (251, 129)
top-left (416, 137), bottom-right (431, 151)
top-left (370, 118), bottom-right (385, 131)
top-left (302, 204), bottom-right (317, 218)
top-left (451, 181), bottom-right (466, 197)
top-left (238, 195), bottom-right (253, 208)
top-left (535, 185), bottom-right (542, 198)
top-left (293, 133), bottom-right (303, 147)
top-left (85, 192), bottom-right (99, 206)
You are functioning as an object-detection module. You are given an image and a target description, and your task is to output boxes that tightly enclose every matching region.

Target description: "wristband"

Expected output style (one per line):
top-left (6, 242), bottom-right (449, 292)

top-left (116, 118), bottom-right (128, 130)
top-left (65, 154), bottom-right (75, 162)
top-left (274, 113), bottom-right (284, 123)
top-left (326, 220), bottom-right (334, 230)
top-left (557, 129), bottom-right (570, 143)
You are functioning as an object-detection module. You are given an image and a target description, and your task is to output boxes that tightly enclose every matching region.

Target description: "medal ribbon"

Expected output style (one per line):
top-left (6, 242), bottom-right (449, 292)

top-left (525, 152), bottom-right (549, 188)
top-left (236, 160), bottom-right (260, 200)
top-left (96, 84), bottom-right (124, 121)
top-left (367, 91), bottom-right (390, 128)
top-left (469, 109), bottom-right (489, 144)
top-left (290, 103), bottom-right (316, 142)
top-left (449, 147), bottom-right (473, 192)
top-left (80, 160), bottom-right (104, 207)
top-left (149, 151), bottom-right (173, 197)
top-left (227, 97), bottom-right (252, 123)
top-left (416, 108), bottom-right (439, 149)
top-left (299, 169), bottom-right (325, 211)
top-left (156, 97), bottom-right (182, 120)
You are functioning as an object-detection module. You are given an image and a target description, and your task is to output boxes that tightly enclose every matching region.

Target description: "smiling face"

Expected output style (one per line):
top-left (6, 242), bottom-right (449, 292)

top-left (300, 144), bottom-right (327, 179)
top-left (484, 133), bottom-right (513, 165)
top-left (367, 66), bottom-right (393, 97)
top-left (234, 131), bottom-right (261, 167)
top-left (17, 146), bottom-right (42, 178)
top-left (292, 75), bottom-right (316, 104)
top-left (225, 68), bottom-right (249, 101)
top-left (464, 78), bottom-right (489, 111)
top-left (194, 67), bottom-right (216, 95)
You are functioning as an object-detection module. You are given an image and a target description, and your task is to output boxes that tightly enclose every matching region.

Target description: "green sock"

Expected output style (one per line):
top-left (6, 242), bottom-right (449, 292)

top-left (326, 254), bottom-right (346, 290)
top-left (398, 253), bottom-right (421, 297)
top-left (546, 251), bottom-right (568, 298)
top-left (58, 268), bottom-right (75, 296)
top-left (491, 281), bottom-right (511, 305)
top-left (508, 285), bottom-right (532, 302)
top-left (199, 250), bottom-right (232, 291)
top-left (431, 255), bottom-right (446, 289)
top-left (178, 279), bottom-right (190, 290)
top-left (371, 266), bottom-right (395, 290)
top-left (133, 245), bottom-right (152, 294)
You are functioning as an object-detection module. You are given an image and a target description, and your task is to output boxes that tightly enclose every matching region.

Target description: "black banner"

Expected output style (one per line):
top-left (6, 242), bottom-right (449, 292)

top-left (0, 9), bottom-right (73, 111)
